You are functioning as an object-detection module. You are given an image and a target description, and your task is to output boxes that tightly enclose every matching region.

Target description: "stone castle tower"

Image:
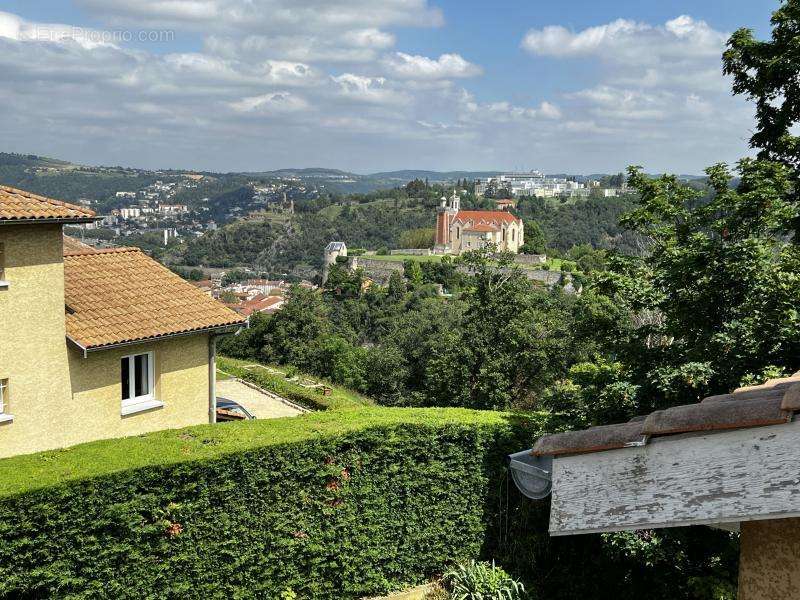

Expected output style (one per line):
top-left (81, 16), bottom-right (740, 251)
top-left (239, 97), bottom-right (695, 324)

top-left (322, 241), bottom-right (347, 285)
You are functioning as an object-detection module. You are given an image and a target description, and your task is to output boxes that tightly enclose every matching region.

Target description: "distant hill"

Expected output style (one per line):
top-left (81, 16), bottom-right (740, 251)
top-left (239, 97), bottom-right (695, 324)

top-left (248, 167), bottom-right (358, 179)
top-left (0, 152), bottom-right (71, 169)
top-left (366, 170), bottom-right (500, 182)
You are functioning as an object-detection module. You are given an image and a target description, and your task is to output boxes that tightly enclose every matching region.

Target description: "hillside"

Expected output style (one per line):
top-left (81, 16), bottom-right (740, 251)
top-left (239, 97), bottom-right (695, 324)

top-left (176, 199), bottom-right (435, 272)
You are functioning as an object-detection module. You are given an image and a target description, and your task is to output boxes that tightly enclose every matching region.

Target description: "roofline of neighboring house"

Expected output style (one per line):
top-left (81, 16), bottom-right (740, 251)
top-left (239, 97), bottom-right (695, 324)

top-left (0, 216), bottom-right (99, 225)
top-left (67, 322), bottom-right (246, 358)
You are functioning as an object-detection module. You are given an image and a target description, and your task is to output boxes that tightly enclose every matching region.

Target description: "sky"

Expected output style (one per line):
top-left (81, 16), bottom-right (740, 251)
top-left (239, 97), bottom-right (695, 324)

top-left (0, 0), bottom-right (782, 174)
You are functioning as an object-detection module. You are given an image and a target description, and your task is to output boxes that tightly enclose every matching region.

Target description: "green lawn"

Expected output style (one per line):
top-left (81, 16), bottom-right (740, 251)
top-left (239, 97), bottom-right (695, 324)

top-left (218, 356), bottom-right (373, 411)
top-left (366, 253), bottom-right (445, 263)
top-left (543, 258), bottom-right (563, 271)
top-left (366, 253), bottom-right (571, 273)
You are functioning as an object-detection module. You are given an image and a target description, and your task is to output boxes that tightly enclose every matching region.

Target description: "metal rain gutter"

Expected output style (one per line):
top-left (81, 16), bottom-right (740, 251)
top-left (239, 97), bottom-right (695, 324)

top-left (507, 449), bottom-right (553, 500)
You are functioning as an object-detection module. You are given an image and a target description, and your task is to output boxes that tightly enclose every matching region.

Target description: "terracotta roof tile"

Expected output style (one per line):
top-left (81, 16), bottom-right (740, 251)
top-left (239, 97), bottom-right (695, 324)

top-left (642, 396), bottom-right (789, 436)
top-left (0, 186), bottom-right (95, 223)
top-left (64, 247), bottom-right (245, 349)
top-left (453, 210), bottom-right (520, 225)
top-left (533, 421), bottom-right (644, 456)
top-left (533, 374), bottom-right (800, 457)
top-left (62, 235), bottom-right (93, 253)
top-left (465, 223), bottom-right (501, 233)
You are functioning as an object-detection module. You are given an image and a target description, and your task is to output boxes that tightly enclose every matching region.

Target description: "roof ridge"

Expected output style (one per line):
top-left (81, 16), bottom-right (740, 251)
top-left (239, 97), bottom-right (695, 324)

top-left (63, 246), bottom-right (141, 257)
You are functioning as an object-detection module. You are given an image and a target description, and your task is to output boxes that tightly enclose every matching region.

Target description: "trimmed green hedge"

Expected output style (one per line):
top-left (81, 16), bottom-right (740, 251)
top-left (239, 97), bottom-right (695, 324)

top-left (0, 407), bottom-right (537, 599)
top-left (218, 357), bottom-right (372, 411)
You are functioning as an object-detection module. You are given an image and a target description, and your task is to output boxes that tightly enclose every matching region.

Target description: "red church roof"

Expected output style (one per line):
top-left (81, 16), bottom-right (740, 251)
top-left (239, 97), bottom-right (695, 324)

top-left (453, 210), bottom-right (520, 225)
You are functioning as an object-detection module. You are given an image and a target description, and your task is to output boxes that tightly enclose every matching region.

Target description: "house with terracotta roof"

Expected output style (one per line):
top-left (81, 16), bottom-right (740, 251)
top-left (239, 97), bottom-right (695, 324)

top-left (235, 294), bottom-right (285, 317)
top-left (509, 373), bottom-right (800, 598)
top-left (0, 185), bottom-right (245, 458)
top-left (434, 191), bottom-right (523, 254)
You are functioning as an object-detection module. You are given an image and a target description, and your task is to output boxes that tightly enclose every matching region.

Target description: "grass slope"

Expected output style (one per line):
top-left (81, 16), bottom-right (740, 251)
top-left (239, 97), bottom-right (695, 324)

top-left (218, 356), bottom-right (372, 410)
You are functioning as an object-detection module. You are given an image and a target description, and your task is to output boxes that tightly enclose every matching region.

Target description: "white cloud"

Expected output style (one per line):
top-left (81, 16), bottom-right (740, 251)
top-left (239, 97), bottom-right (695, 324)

top-left (383, 52), bottom-right (482, 80)
top-left (0, 10), bottom-right (116, 49)
top-left (515, 15), bottom-right (753, 170)
top-left (343, 28), bottom-right (396, 49)
top-left (521, 15), bottom-right (725, 64)
top-left (76, 0), bottom-right (444, 32)
top-left (229, 92), bottom-right (310, 113)
top-left (331, 73), bottom-right (408, 105)
top-left (522, 19), bottom-right (646, 58)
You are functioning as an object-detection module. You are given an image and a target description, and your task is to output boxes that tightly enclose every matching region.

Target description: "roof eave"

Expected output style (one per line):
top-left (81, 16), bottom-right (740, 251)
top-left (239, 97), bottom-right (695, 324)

top-left (67, 321), bottom-right (246, 355)
top-left (0, 216), bottom-right (99, 226)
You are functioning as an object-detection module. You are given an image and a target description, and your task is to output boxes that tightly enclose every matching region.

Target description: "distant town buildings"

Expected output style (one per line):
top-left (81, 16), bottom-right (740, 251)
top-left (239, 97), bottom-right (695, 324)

top-left (475, 171), bottom-right (628, 199)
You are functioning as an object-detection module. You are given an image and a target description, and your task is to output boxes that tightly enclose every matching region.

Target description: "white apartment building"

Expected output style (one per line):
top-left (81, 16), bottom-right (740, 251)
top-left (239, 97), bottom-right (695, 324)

top-left (476, 172), bottom-right (587, 198)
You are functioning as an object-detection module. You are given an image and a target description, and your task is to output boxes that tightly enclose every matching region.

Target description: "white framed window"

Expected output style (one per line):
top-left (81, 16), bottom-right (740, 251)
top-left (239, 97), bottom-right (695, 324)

top-left (121, 352), bottom-right (162, 415)
top-left (0, 379), bottom-right (11, 423)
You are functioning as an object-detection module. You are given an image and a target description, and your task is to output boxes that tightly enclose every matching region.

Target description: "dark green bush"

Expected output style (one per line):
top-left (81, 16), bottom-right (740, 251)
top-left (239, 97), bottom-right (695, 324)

top-left (0, 408), bottom-right (535, 599)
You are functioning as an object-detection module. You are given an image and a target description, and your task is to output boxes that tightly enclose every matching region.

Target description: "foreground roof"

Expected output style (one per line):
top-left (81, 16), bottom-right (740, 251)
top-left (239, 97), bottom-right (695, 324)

top-left (64, 247), bottom-right (246, 350)
top-left (454, 210), bottom-right (520, 225)
top-left (534, 374), bottom-right (800, 457)
top-left (0, 186), bottom-right (95, 223)
top-left (62, 235), bottom-right (93, 253)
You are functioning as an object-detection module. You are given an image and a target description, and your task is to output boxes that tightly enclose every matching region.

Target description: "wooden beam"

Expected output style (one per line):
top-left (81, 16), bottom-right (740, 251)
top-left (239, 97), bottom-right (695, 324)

top-left (549, 420), bottom-right (800, 536)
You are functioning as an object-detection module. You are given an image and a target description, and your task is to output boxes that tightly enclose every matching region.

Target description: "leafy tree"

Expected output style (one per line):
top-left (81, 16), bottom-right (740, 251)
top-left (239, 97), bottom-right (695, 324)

top-left (386, 271), bottom-right (407, 302)
top-left (724, 0), bottom-right (800, 237)
top-left (324, 264), bottom-right (364, 299)
top-left (404, 260), bottom-right (424, 288)
top-left (519, 220), bottom-right (547, 254)
top-left (724, 1), bottom-right (800, 172)
top-left (594, 160), bottom-right (800, 412)
top-left (398, 228), bottom-right (435, 249)
top-left (259, 285), bottom-right (332, 368)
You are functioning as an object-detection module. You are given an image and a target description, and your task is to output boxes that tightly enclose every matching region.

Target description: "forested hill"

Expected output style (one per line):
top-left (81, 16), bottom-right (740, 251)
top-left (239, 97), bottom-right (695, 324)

top-left (173, 192), bottom-right (642, 274)
top-left (176, 199), bottom-right (435, 271)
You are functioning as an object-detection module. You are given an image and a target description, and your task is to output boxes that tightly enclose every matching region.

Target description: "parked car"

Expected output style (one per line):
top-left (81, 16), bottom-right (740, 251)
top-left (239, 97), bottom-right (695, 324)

top-left (215, 397), bottom-right (256, 421)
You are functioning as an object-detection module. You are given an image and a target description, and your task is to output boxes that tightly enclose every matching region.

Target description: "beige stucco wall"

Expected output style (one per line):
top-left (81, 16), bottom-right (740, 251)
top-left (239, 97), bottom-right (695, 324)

top-left (67, 335), bottom-right (211, 446)
top-left (0, 223), bottom-right (211, 458)
top-left (449, 220), bottom-right (524, 254)
top-left (0, 224), bottom-right (74, 457)
top-left (739, 517), bottom-right (800, 599)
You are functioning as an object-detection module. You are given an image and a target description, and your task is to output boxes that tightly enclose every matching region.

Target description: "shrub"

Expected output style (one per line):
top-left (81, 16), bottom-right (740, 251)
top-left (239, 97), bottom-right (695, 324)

top-left (443, 561), bottom-right (527, 600)
top-left (377, 246), bottom-right (390, 255)
top-left (0, 408), bottom-right (535, 600)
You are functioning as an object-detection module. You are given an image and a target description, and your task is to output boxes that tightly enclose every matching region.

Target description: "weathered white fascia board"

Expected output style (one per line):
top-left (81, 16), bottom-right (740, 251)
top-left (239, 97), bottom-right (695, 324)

top-left (550, 419), bottom-right (800, 536)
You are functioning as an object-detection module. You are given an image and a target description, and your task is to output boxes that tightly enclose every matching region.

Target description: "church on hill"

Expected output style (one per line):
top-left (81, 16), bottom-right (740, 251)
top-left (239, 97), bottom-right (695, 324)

top-left (434, 191), bottom-right (524, 255)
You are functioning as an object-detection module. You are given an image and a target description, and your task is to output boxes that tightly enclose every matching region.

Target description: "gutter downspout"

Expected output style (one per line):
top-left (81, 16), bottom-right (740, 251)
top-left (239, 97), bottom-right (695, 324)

top-left (209, 335), bottom-right (217, 424)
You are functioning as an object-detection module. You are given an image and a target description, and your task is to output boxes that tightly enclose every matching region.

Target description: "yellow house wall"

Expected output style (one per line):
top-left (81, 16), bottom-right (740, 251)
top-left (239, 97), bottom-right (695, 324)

top-left (738, 517), bottom-right (800, 599)
top-left (0, 224), bottom-right (74, 457)
top-left (67, 335), bottom-right (210, 446)
top-left (0, 223), bottom-right (211, 458)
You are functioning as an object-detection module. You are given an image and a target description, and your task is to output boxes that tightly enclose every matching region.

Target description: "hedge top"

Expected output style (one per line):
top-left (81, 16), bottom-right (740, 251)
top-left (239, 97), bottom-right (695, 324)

top-left (0, 407), bottom-right (531, 499)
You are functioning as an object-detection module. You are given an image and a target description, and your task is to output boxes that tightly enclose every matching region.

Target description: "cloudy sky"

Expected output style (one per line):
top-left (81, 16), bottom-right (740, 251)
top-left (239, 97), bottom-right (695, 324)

top-left (0, 0), bottom-right (779, 174)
